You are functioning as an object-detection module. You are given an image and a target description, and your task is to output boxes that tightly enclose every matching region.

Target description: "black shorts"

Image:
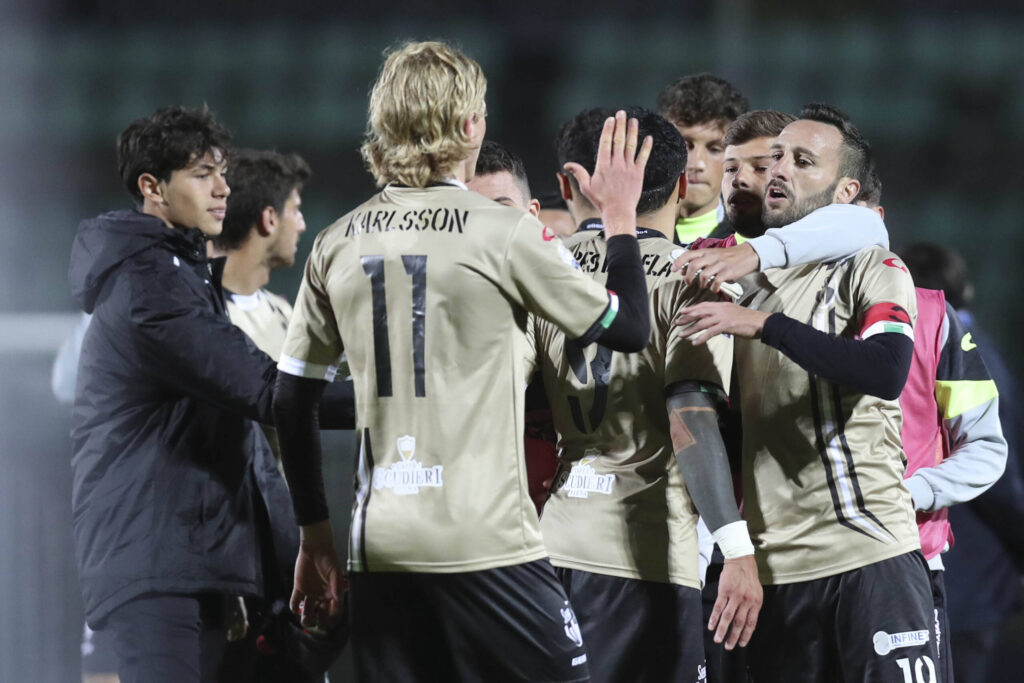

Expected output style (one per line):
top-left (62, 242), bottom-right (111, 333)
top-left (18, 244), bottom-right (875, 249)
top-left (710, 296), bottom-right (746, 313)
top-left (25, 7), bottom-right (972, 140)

top-left (350, 559), bottom-right (589, 682)
top-left (929, 569), bottom-right (953, 683)
top-left (748, 551), bottom-right (940, 683)
top-left (557, 567), bottom-right (706, 683)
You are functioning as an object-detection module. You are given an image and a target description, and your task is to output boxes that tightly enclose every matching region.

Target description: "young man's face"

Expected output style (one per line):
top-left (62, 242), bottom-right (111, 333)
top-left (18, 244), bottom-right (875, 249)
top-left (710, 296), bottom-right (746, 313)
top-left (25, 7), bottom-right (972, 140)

top-left (764, 120), bottom-right (844, 228)
top-left (466, 171), bottom-right (537, 216)
top-left (159, 149), bottom-right (230, 236)
top-left (674, 120), bottom-right (728, 217)
top-left (722, 136), bottom-right (775, 238)
top-left (267, 188), bottom-right (307, 268)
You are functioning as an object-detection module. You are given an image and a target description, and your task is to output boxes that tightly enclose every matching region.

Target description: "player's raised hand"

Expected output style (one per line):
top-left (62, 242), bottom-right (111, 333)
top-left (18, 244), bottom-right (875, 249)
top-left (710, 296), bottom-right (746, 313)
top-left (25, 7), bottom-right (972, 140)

top-left (563, 110), bottom-right (653, 238)
top-left (291, 520), bottom-right (347, 631)
top-left (709, 555), bottom-right (762, 650)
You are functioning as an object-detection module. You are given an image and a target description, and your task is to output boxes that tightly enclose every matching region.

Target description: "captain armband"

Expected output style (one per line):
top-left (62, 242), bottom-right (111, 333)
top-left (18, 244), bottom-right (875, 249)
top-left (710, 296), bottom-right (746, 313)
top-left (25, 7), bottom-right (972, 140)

top-left (712, 520), bottom-right (755, 559)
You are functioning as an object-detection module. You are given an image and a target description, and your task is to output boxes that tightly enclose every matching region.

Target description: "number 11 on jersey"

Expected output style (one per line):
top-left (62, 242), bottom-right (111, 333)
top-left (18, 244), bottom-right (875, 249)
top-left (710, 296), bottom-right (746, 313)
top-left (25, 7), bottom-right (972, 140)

top-left (361, 254), bottom-right (427, 398)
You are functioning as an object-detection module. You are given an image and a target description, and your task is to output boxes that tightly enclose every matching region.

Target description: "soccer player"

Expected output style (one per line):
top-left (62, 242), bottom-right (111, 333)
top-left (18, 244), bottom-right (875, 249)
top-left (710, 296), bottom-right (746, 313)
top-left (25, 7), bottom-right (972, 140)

top-left (900, 243), bottom-right (1024, 682)
top-left (677, 109), bottom-right (893, 683)
top-left (657, 73), bottom-right (749, 244)
top-left (678, 104), bottom-right (940, 682)
top-left (466, 139), bottom-right (541, 216)
top-left (856, 173), bottom-right (1007, 683)
top-left (271, 41), bottom-right (654, 682)
top-left (535, 105), bottom-right (761, 683)
top-left (210, 148), bottom-right (346, 682)
top-left (214, 149), bottom-right (311, 361)
top-left (67, 106), bottom-right (351, 683)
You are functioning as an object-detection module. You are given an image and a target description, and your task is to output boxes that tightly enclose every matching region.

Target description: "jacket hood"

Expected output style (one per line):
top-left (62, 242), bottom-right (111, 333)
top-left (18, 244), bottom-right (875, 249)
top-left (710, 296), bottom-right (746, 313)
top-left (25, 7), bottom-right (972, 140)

top-left (69, 209), bottom-right (207, 312)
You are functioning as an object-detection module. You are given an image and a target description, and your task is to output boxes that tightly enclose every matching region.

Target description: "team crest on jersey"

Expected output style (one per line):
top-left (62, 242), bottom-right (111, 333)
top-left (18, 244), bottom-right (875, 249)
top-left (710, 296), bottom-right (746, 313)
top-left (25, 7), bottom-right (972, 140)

top-left (872, 629), bottom-right (930, 656)
top-left (557, 241), bottom-right (582, 270)
top-left (559, 456), bottom-right (615, 498)
top-left (371, 435), bottom-right (444, 495)
top-left (560, 601), bottom-right (584, 647)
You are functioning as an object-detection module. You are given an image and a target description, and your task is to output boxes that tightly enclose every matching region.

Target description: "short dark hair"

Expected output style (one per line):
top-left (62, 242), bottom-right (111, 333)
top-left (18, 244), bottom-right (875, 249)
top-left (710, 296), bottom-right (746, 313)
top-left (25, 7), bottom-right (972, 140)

top-left (898, 242), bottom-right (972, 309)
top-left (474, 140), bottom-right (531, 199)
top-left (117, 105), bottom-right (232, 205)
top-left (657, 74), bottom-right (749, 128)
top-left (797, 103), bottom-right (872, 190)
top-left (556, 106), bottom-right (686, 215)
top-left (214, 149), bottom-right (312, 251)
top-left (723, 110), bottom-right (797, 147)
top-left (856, 163), bottom-right (883, 207)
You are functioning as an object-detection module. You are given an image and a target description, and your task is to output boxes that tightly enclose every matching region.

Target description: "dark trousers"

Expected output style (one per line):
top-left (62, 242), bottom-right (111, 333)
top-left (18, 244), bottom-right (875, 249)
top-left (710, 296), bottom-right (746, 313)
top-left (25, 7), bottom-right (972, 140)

top-left (102, 593), bottom-right (227, 683)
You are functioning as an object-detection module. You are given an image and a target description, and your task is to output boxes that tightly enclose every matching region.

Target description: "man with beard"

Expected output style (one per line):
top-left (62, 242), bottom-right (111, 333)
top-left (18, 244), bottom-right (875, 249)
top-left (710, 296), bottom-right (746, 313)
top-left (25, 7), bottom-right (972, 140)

top-left (679, 109), bottom-right (892, 683)
top-left (673, 110), bottom-right (889, 294)
top-left (677, 104), bottom-right (939, 682)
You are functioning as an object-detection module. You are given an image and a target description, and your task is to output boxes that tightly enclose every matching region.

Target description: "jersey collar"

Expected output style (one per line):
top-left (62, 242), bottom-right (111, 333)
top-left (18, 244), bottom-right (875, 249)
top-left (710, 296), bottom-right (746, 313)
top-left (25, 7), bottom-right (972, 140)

top-left (577, 218), bottom-right (667, 240)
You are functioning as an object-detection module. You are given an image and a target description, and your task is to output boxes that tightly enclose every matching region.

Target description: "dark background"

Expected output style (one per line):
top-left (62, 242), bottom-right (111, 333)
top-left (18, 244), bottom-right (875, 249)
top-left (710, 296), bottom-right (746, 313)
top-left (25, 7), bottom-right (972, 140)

top-left (1, 1), bottom-right (1022, 680)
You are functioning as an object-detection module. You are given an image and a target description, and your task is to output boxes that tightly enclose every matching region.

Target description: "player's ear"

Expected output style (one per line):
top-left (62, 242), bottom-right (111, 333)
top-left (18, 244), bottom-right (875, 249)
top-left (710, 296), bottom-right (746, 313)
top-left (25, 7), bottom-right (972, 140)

top-left (677, 175), bottom-right (688, 201)
top-left (875, 205), bottom-right (885, 220)
top-left (257, 206), bottom-right (277, 237)
top-left (557, 172), bottom-right (572, 202)
top-left (833, 177), bottom-right (860, 205)
top-left (528, 198), bottom-right (541, 217)
top-left (138, 173), bottom-right (166, 206)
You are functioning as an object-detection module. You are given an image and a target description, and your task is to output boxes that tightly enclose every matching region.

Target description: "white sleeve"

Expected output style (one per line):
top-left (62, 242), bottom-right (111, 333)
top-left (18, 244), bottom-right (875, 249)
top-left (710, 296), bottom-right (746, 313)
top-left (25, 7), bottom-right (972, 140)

top-left (697, 516), bottom-right (714, 588)
top-left (749, 204), bottom-right (889, 270)
top-left (51, 313), bottom-right (92, 404)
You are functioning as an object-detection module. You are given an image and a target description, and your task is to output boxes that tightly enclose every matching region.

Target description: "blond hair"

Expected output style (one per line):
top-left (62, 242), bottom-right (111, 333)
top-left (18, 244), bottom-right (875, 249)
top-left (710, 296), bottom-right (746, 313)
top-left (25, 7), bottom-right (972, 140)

top-left (361, 41), bottom-right (487, 188)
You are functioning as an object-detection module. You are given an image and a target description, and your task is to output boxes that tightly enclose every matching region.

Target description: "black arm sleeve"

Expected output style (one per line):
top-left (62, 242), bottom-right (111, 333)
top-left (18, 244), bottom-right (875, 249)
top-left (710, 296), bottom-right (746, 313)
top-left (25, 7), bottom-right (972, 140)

top-left (666, 388), bottom-right (741, 533)
top-left (272, 372), bottom-right (330, 526)
top-left (760, 312), bottom-right (914, 400)
top-left (317, 378), bottom-right (356, 430)
top-left (589, 234), bottom-right (650, 352)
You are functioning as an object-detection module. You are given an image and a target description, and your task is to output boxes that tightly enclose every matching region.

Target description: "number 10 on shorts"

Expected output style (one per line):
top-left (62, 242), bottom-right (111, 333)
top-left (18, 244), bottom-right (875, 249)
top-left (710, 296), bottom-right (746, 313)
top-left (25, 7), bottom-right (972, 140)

top-left (896, 656), bottom-right (935, 683)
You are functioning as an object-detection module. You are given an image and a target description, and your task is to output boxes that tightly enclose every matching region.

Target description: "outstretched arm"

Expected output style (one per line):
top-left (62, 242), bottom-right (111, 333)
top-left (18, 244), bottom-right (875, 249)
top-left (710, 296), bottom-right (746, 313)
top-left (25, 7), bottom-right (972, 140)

top-left (671, 204), bottom-right (888, 292)
top-left (667, 386), bottom-right (761, 650)
top-left (273, 372), bottom-right (345, 630)
top-left (677, 305), bottom-right (914, 400)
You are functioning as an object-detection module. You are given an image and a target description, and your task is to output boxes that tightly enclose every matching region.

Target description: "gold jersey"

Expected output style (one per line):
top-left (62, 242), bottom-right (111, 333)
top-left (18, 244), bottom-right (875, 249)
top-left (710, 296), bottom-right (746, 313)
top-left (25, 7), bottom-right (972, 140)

top-left (226, 288), bottom-right (292, 360)
top-left (735, 247), bottom-right (921, 585)
top-left (279, 183), bottom-right (616, 574)
top-left (534, 227), bottom-right (732, 587)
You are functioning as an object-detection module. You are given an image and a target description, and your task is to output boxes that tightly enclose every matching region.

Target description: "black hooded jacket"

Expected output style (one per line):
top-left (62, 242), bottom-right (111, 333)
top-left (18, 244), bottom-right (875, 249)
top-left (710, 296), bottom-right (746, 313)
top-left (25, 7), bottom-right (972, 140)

top-left (68, 209), bottom-right (302, 625)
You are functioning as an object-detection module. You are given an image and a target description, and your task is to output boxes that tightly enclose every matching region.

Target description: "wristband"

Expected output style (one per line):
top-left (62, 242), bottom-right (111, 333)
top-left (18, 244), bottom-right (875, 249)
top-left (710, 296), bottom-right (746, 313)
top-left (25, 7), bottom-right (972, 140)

top-left (712, 520), bottom-right (755, 559)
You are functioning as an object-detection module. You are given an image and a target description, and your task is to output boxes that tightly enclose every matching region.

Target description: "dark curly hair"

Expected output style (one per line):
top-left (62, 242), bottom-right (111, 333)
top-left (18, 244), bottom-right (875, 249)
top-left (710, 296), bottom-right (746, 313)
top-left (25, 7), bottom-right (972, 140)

top-left (213, 149), bottom-right (312, 251)
top-left (657, 74), bottom-right (749, 128)
top-left (556, 106), bottom-right (686, 215)
top-left (117, 105), bottom-right (233, 204)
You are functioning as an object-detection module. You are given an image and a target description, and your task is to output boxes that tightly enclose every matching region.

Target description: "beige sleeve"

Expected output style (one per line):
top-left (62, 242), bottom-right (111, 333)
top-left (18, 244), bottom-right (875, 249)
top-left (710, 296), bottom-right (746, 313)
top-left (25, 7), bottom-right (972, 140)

top-left (848, 250), bottom-right (919, 338)
top-left (278, 233), bottom-right (344, 380)
top-left (660, 282), bottom-right (733, 394)
top-left (501, 214), bottom-right (612, 340)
